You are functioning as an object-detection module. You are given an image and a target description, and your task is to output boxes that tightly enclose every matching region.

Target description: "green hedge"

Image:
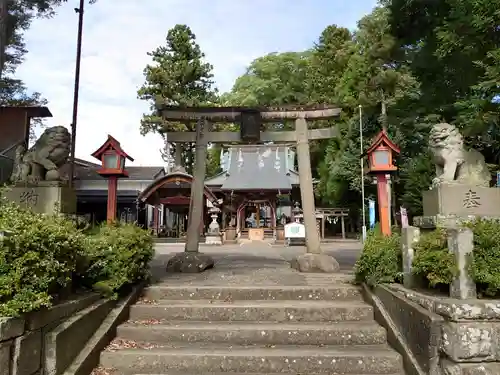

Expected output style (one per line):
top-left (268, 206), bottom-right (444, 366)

top-left (354, 219), bottom-right (500, 298)
top-left (412, 228), bottom-right (456, 288)
top-left (354, 226), bottom-right (402, 287)
top-left (466, 219), bottom-right (500, 297)
top-left (0, 199), bottom-right (154, 317)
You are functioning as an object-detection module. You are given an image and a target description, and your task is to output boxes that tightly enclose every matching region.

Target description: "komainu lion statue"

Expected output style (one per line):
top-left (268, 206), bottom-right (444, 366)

top-left (429, 123), bottom-right (490, 188)
top-left (10, 126), bottom-right (71, 183)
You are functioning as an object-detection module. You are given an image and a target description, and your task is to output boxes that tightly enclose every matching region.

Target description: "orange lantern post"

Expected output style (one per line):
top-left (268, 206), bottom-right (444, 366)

top-left (91, 135), bottom-right (134, 224)
top-left (365, 130), bottom-right (400, 236)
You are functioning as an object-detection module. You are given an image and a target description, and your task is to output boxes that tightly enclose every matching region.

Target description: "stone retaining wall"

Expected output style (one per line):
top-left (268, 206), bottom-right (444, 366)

top-left (379, 284), bottom-right (500, 375)
top-left (372, 225), bottom-right (500, 374)
top-left (0, 293), bottom-right (115, 375)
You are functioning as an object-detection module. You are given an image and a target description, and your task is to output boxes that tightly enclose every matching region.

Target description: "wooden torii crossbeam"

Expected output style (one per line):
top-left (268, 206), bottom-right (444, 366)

top-left (161, 105), bottom-right (340, 143)
top-left (159, 105), bottom-right (341, 270)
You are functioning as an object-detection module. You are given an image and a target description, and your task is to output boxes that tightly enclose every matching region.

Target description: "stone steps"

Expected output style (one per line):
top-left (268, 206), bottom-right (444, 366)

top-left (128, 299), bottom-right (374, 322)
top-left (99, 284), bottom-right (404, 375)
top-left (117, 321), bottom-right (387, 346)
top-left (141, 285), bottom-right (363, 301)
top-left (100, 344), bottom-right (403, 374)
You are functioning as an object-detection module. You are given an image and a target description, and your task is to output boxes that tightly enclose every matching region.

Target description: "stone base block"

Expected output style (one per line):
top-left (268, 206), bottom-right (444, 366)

top-left (205, 234), bottom-right (222, 245)
top-left (441, 359), bottom-right (500, 375)
top-left (290, 253), bottom-right (340, 273)
top-left (166, 252), bottom-right (214, 273)
top-left (423, 184), bottom-right (500, 217)
top-left (4, 183), bottom-right (76, 214)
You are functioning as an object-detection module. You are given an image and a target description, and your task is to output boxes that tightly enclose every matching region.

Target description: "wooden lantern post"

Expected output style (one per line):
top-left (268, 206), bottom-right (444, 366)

top-left (91, 135), bottom-right (134, 224)
top-left (365, 130), bottom-right (400, 236)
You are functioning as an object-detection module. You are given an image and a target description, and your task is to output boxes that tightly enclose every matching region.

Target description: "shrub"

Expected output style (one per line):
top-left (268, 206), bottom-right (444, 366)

top-left (467, 219), bottom-right (500, 297)
top-left (412, 228), bottom-right (456, 288)
top-left (79, 222), bottom-right (154, 298)
top-left (354, 227), bottom-right (402, 287)
top-left (0, 200), bottom-right (85, 316)
top-left (0, 193), bottom-right (155, 316)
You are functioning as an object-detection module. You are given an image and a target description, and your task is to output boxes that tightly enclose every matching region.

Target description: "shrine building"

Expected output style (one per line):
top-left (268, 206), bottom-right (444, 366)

top-left (138, 144), bottom-right (299, 241)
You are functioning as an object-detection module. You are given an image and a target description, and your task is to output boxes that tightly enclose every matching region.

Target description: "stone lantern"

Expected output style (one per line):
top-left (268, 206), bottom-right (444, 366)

top-left (205, 206), bottom-right (222, 245)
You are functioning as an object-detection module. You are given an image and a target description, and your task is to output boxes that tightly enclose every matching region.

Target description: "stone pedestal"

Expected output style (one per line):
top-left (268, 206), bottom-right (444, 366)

top-left (225, 227), bottom-right (236, 241)
top-left (3, 183), bottom-right (76, 214)
top-left (290, 253), bottom-right (340, 273)
top-left (423, 184), bottom-right (500, 217)
top-left (166, 252), bottom-right (214, 273)
top-left (415, 184), bottom-right (500, 229)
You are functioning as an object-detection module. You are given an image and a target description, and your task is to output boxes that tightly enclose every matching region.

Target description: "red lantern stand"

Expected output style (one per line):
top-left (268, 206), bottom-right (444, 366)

top-left (364, 130), bottom-right (400, 236)
top-left (91, 135), bottom-right (134, 224)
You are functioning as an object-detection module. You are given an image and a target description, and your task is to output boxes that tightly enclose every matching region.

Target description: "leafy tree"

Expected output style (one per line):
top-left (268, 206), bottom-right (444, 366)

top-left (308, 25), bottom-right (352, 105)
top-left (387, 0), bottom-right (500, 134)
top-left (222, 52), bottom-right (312, 108)
top-left (137, 24), bottom-right (217, 173)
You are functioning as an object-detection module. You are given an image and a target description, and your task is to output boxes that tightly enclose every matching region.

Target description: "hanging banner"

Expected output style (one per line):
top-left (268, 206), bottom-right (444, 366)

top-left (368, 199), bottom-right (376, 229)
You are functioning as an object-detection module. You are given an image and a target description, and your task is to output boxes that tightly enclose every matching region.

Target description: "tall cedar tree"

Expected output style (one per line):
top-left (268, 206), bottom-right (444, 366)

top-left (137, 24), bottom-right (216, 173)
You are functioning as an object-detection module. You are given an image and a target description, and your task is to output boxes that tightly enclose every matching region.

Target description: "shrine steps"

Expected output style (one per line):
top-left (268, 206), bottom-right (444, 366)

top-left (98, 284), bottom-right (405, 374)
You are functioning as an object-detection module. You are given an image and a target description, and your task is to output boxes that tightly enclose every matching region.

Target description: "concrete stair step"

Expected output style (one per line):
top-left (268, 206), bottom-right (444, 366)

top-left (117, 321), bottom-right (387, 346)
top-left (129, 300), bottom-right (373, 322)
top-left (141, 285), bottom-right (363, 301)
top-left (100, 343), bottom-right (402, 374)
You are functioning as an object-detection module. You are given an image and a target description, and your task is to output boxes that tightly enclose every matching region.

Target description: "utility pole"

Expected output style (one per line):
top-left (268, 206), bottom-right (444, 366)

top-left (380, 100), bottom-right (392, 228)
top-left (359, 105), bottom-right (367, 242)
top-left (0, 0), bottom-right (8, 81)
top-left (68, 0), bottom-right (85, 188)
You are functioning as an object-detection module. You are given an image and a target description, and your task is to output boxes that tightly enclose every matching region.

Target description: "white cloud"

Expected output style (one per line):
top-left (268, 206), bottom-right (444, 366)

top-left (15, 0), bottom-right (377, 166)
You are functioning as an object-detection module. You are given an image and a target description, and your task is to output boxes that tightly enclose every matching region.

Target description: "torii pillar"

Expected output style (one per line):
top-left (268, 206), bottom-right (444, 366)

top-left (290, 116), bottom-right (340, 272)
top-left (165, 118), bottom-right (215, 273)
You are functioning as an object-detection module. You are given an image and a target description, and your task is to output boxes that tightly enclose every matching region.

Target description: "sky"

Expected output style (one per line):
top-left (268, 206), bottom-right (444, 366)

top-left (16, 0), bottom-right (378, 166)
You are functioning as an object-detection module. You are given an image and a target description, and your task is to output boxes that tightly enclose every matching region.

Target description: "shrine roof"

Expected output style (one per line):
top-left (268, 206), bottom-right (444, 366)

top-left (71, 159), bottom-right (165, 181)
top-left (0, 106), bottom-right (52, 118)
top-left (215, 145), bottom-right (294, 191)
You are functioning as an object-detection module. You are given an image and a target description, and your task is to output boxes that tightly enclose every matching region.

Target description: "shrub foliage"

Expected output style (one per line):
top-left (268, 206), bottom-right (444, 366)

top-left (355, 218), bottom-right (500, 298)
top-left (81, 222), bottom-right (154, 297)
top-left (466, 219), bottom-right (500, 297)
top-left (354, 227), bottom-right (402, 287)
top-left (412, 228), bottom-right (456, 287)
top-left (0, 198), bottom-right (154, 317)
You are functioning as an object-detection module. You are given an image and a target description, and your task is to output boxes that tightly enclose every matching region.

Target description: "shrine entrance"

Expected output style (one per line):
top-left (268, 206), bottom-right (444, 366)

top-left (239, 200), bottom-right (276, 241)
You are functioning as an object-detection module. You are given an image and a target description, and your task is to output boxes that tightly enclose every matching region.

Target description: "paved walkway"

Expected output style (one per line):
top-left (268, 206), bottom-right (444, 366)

top-left (150, 241), bottom-right (361, 286)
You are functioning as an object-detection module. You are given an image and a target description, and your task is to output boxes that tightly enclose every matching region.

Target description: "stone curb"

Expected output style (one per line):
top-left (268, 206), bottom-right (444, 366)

top-left (361, 283), bottom-right (425, 375)
top-left (62, 282), bottom-right (145, 375)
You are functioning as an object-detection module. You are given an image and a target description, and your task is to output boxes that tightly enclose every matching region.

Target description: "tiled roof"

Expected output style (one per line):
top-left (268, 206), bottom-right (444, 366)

top-left (65, 159), bottom-right (165, 181)
top-left (220, 145), bottom-right (293, 190)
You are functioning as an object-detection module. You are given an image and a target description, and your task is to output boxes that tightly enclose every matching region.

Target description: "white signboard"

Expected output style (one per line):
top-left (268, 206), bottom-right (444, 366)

top-left (284, 222), bottom-right (305, 239)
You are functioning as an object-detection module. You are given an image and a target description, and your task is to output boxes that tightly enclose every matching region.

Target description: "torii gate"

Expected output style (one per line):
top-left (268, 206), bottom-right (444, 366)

top-left (160, 105), bottom-right (341, 273)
